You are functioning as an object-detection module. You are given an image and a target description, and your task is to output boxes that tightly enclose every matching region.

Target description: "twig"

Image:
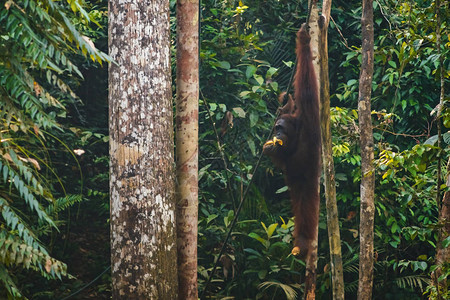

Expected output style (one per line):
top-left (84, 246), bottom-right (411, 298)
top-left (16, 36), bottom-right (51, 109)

top-left (330, 16), bottom-right (353, 51)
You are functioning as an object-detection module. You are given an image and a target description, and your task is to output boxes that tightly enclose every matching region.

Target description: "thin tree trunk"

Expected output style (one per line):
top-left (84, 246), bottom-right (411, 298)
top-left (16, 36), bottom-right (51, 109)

top-left (433, 0), bottom-right (448, 296)
top-left (435, 159), bottom-right (450, 296)
top-left (176, 0), bottom-right (199, 299)
top-left (435, 0), bottom-right (443, 252)
top-left (357, 0), bottom-right (375, 298)
top-left (109, 1), bottom-right (178, 298)
top-left (318, 1), bottom-right (345, 299)
top-left (304, 2), bottom-right (319, 299)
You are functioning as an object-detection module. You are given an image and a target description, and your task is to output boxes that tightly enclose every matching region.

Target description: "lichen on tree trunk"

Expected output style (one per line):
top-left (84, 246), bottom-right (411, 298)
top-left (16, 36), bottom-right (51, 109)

top-left (109, 0), bottom-right (178, 298)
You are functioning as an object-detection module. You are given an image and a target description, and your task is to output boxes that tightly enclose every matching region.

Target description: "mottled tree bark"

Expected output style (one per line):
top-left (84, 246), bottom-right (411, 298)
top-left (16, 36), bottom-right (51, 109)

top-left (318, 1), bottom-right (345, 299)
top-left (435, 158), bottom-right (450, 296)
top-left (176, 0), bottom-right (199, 299)
top-left (109, 0), bottom-right (178, 298)
top-left (304, 2), bottom-right (319, 299)
top-left (357, 0), bottom-right (375, 299)
top-left (304, 239), bottom-right (318, 300)
top-left (433, 0), bottom-right (448, 296)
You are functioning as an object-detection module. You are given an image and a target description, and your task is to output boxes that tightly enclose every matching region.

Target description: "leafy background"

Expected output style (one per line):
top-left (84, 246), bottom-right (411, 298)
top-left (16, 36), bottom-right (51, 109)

top-left (0, 0), bottom-right (448, 299)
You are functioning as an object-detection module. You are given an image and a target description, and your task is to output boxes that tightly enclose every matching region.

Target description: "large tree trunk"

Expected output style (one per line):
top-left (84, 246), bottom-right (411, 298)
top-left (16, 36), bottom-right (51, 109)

top-left (357, 0), bottom-right (375, 299)
top-left (176, 0), bottom-right (199, 299)
top-left (304, 2), bottom-right (319, 299)
top-left (109, 0), bottom-right (178, 298)
top-left (318, 1), bottom-right (345, 299)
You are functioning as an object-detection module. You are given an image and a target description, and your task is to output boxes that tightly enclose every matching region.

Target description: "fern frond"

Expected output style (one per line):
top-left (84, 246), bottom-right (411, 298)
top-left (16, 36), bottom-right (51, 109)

top-left (394, 275), bottom-right (430, 292)
top-left (342, 254), bottom-right (359, 274)
top-left (0, 263), bottom-right (27, 299)
top-left (344, 280), bottom-right (359, 293)
top-left (0, 229), bottom-right (67, 280)
top-left (0, 0), bottom-right (109, 297)
top-left (0, 152), bottom-right (56, 228)
top-left (0, 197), bottom-right (47, 254)
top-left (258, 280), bottom-right (299, 300)
top-left (46, 194), bottom-right (83, 215)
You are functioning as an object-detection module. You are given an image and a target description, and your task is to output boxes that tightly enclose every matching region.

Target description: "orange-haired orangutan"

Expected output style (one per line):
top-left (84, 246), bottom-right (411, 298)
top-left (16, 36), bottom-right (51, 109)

top-left (263, 23), bottom-right (321, 258)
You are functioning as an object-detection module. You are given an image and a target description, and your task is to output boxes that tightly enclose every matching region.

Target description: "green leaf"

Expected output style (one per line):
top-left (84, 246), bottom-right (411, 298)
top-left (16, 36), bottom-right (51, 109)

top-left (209, 103), bottom-right (217, 111)
top-left (248, 232), bottom-right (267, 245)
top-left (347, 79), bottom-right (358, 86)
top-left (389, 73), bottom-right (394, 85)
top-left (239, 91), bottom-right (251, 98)
top-left (232, 107), bottom-right (246, 118)
top-left (260, 222), bottom-right (268, 232)
top-left (252, 85), bottom-right (261, 93)
top-left (414, 261), bottom-right (427, 271)
top-left (283, 60), bottom-right (294, 68)
top-left (2, 166), bottom-right (8, 182)
top-left (269, 81), bottom-right (278, 91)
top-left (442, 236), bottom-right (450, 248)
top-left (218, 103), bottom-right (226, 112)
top-left (266, 223), bottom-right (278, 239)
top-left (443, 132), bottom-right (450, 144)
top-left (389, 241), bottom-right (399, 248)
top-left (276, 186), bottom-right (288, 194)
top-left (247, 139), bottom-right (256, 156)
top-left (217, 60), bottom-right (230, 69)
top-left (417, 255), bottom-right (427, 260)
top-left (206, 214), bottom-right (218, 224)
top-left (391, 223), bottom-right (400, 233)
top-left (266, 67), bottom-right (278, 77)
top-left (401, 100), bottom-right (407, 110)
top-left (244, 248), bottom-right (262, 257)
top-left (258, 270), bottom-right (267, 280)
top-left (253, 74), bottom-right (264, 86)
top-left (388, 61), bottom-right (397, 68)
top-left (249, 112), bottom-right (258, 127)
top-left (245, 65), bottom-right (257, 79)
top-left (224, 216), bottom-right (230, 227)
top-left (423, 135), bottom-right (438, 145)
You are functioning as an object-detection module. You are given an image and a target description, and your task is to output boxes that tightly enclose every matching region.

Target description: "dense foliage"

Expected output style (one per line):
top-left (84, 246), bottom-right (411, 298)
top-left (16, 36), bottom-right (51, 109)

top-left (1, 0), bottom-right (448, 299)
top-left (197, 0), bottom-right (449, 299)
top-left (0, 0), bottom-right (109, 298)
